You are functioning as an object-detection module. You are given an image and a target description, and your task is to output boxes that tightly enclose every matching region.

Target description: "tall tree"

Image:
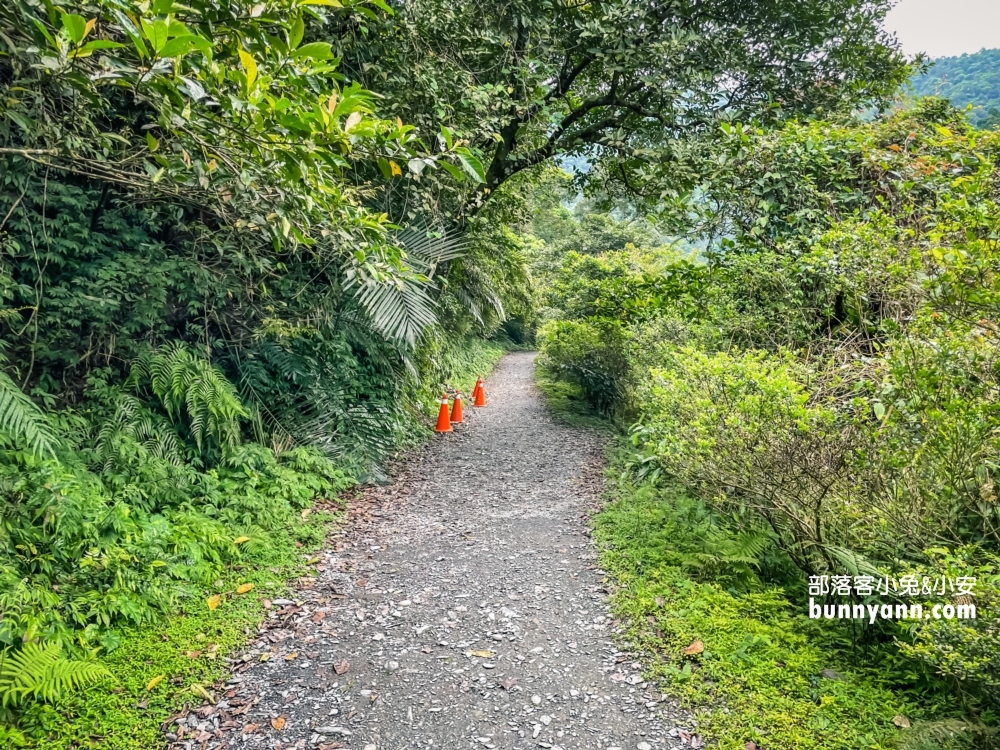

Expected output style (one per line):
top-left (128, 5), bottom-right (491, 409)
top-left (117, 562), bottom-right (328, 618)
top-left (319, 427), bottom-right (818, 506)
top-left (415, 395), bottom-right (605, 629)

top-left (334, 0), bottom-right (914, 215)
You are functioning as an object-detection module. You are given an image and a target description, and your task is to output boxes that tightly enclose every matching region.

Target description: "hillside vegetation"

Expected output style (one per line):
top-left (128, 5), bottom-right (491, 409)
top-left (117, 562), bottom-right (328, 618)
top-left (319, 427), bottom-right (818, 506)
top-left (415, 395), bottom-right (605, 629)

top-left (0, 0), bottom-right (969, 746)
top-left (536, 100), bottom-right (1000, 749)
top-left (910, 48), bottom-right (1000, 128)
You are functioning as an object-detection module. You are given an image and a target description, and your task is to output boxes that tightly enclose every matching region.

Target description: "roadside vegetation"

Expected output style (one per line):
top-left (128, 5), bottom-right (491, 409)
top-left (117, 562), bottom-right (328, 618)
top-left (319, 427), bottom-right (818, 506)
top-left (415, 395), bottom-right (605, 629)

top-left (534, 101), bottom-right (1000, 749)
top-left (6, 0), bottom-right (995, 747)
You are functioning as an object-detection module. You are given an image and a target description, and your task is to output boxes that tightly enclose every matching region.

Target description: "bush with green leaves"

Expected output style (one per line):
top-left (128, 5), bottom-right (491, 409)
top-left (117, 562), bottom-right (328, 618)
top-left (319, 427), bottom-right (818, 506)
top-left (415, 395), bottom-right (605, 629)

top-left (534, 101), bottom-right (1000, 741)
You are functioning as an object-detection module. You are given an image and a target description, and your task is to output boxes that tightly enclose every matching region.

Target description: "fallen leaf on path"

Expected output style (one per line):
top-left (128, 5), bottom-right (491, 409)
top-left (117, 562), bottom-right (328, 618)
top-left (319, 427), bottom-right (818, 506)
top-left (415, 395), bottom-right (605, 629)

top-left (683, 640), bottom-right (705, 656)
top-left (499, 677), bottom-right (518, 690)
top-left (145, 674), bottom-right (165, 691)
top-left (285, 651), bottom-right (298, 661)
top-left (271, 716), bottom-right (286, 730)
top-left (236, 583), bottom-right (254, 594)
top-left (260, 652), bottom-right (270, 662)
top-left (262, 598), bottom-right (272, 609)
top-left (243, 723), bottom-right (259, 734)
top-left (312, 611), bottom-right (326, 622)
top-left (207, 595), bottom-right (221, 610)
top-left (467, 650), bottom-right (495, 658)
top-left (190, 684), bottom-right (215, 704)
top-left (334, 659), bottom-right (350, 675)
top-left (356, 578), bottom-right (368, 588)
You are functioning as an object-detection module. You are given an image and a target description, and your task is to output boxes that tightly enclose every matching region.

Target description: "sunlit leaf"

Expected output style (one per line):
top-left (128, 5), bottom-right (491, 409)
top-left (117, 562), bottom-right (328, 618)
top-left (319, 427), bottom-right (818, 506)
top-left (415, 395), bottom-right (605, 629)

top-left (239, 49), bottom-right (258, 90)
top-left (291, 42), bottom-right (333, 61)
top-left (60, 14), bottom-right (88, 44)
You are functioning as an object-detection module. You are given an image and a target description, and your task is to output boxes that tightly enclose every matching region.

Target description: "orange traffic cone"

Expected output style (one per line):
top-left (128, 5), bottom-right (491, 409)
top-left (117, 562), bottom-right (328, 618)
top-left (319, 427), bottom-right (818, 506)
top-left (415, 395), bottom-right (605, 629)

top-left (435, 394), bottom-right (452, 432)
top-left (450, 391), bottom-right (464, 423)
top-left (473, 377), bottom-right (486, 407)
top-left (472, 376), bottom-right (483, 401)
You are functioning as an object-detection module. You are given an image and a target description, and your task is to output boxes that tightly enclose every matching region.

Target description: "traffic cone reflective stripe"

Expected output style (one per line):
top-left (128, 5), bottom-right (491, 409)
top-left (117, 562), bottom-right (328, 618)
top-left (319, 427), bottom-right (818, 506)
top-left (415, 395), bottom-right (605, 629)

top-left (450, 392), bottom-right (464, 423)
top-left (473, 379), bottom-right (486, 407)
top-left (435, 394), bottom-right (452, 432)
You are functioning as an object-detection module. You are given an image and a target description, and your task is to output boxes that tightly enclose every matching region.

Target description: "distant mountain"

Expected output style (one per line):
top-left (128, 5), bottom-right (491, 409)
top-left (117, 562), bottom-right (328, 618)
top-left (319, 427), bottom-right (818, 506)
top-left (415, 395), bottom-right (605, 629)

top-left (910, 48), bottom-right (1000, 129)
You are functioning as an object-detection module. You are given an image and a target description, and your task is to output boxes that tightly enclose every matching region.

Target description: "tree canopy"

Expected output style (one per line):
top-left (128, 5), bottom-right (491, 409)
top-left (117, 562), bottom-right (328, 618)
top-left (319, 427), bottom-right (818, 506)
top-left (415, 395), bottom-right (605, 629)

top-left (335, 0), bottom-right (913, 215)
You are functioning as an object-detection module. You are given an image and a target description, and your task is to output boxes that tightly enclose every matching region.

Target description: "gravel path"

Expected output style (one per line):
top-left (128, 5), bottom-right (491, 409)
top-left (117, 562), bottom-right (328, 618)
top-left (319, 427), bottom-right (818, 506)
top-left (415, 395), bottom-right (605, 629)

top-left (171, 352), bottom-right (694, 750)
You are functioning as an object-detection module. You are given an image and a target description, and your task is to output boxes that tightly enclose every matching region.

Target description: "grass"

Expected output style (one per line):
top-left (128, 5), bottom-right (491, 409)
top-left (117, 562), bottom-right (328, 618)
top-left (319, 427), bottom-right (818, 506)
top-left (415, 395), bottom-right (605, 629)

top-left (33, 508), bottom-right (342, 750)
top-left (533, 363), bottom-right (615, 430)
top-left (593, 469), bottom-right (912, 750)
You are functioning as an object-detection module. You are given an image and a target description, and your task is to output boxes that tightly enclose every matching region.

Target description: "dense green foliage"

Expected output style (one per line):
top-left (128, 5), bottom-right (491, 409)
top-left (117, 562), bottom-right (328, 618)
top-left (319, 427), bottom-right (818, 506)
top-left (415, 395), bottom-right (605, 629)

top-left (910, 48), bottom-right (1000, 129)
top-left (0, 0), bottom-right (934, 743)
top-left (537, 100), bottom-right (1000, 748)
top-left (333, 0), bottom-right (910, 212)
top-left (0, 0), bottom-right (514, 742)
top-left (592, 476), bottom-right (908, 750)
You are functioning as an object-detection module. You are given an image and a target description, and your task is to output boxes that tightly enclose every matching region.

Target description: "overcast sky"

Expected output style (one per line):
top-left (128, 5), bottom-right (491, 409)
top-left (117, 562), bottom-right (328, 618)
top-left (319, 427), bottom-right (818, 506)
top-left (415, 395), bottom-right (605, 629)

top-left (885, 0), bottom-right (1000, 58)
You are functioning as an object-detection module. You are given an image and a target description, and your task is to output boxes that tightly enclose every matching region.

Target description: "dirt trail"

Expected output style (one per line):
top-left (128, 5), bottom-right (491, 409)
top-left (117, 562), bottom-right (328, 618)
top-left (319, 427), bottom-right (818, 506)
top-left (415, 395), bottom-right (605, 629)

top-left (181, 352), bottom-right (692, 750)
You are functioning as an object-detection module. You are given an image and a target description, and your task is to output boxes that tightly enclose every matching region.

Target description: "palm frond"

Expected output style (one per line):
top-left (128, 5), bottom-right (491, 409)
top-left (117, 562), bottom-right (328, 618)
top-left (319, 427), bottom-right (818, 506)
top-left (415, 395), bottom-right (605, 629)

top-left (354, 275), bottom-right (438, 348)
top-left (350, 220), bottom-right (469, 347)
top-left (395, 219), bottom-right (469, 278)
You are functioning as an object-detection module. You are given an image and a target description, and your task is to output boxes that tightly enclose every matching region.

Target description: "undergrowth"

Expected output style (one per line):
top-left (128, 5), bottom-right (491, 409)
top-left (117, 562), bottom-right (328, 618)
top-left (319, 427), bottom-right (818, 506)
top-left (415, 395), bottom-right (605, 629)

top-left (594, 461), bottom-right (910, 750)
top-left (1, 337), bottom-right (508, 748)
top-left (534, 365), bottom-right (927, 749)
top-left (32, 509), bottom-right (337, 750)
top-left (533, 362), bottom-right (614, 430)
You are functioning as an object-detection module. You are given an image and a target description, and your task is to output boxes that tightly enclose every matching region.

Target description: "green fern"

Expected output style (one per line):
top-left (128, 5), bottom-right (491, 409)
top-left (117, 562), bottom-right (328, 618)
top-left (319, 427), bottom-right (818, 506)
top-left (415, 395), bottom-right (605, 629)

top-left (94, 393), bottom-right (185, 470)
top-left (127, 344), bottom-right (246, 450)
top-left (0, 371), bottom-right (58, 458)
top-left (0, 643), bottom-right (110, 707)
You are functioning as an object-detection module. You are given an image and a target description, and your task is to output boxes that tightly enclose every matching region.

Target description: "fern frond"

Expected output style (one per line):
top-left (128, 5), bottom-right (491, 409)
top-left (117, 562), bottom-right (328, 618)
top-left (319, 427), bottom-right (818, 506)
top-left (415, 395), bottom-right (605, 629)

top-left (0, 371), bottom-right (58, 458)
top-left (127, 344), bottom-right (246, 451)
top-left (0, 643), bottom-right (110, 707)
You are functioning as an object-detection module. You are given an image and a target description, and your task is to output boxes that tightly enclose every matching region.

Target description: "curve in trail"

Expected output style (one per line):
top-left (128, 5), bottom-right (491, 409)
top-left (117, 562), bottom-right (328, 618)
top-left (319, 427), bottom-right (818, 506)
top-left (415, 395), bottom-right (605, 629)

top-left (193, 352), bottom-right (691, 750)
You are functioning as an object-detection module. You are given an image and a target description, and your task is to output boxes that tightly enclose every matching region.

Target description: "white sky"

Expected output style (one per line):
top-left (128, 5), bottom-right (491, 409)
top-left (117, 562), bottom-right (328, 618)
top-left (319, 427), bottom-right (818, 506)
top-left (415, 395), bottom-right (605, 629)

top-left (885, 0), bottom-right (1000, 58)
